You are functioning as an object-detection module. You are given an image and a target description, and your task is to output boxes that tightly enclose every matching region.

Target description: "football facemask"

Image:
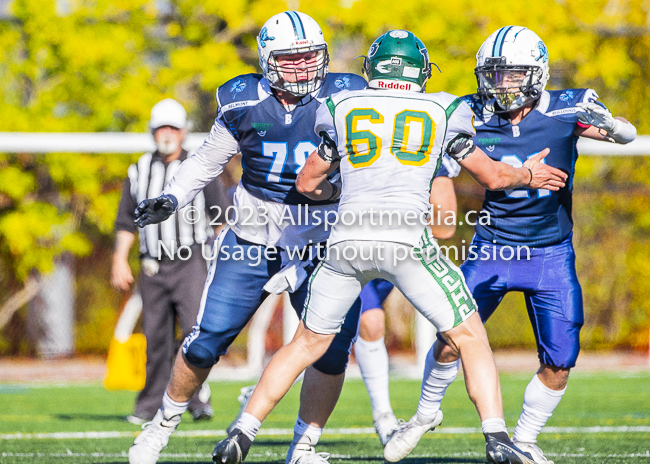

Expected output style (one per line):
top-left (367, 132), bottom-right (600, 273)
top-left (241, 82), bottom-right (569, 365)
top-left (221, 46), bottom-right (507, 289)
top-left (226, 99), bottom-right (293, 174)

top-left (475, 61), bottom-right (545, 113)
top-left (475, 26), bottom-right (550, 113)
top-left (257, 11), bottom-right (329, 97)
top-left (267, 46), bottom-right (329, 96)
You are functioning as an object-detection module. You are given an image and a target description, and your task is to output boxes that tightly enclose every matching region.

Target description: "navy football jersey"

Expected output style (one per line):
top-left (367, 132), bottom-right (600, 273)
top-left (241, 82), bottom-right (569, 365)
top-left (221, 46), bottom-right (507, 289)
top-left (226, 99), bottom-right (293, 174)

top-left (216, 73), bottom-right (367, 205)
top-left (464, 88), bottom-right (603, 247)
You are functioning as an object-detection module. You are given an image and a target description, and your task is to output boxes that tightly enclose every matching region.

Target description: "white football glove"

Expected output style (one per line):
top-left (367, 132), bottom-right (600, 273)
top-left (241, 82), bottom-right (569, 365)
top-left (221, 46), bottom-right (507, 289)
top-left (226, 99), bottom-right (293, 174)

top-left (576, 102), bottom-right (615, 132)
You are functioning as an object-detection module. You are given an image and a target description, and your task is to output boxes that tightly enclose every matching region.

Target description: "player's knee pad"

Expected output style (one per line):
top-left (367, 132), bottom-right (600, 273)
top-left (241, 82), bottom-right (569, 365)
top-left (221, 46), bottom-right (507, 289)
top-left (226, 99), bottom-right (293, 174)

top-left (312, 343), bottom-right (350, 375)
top-left (540, 351), bottom-right (579, 369)
top-left (538, 334), bottom-right (581, 368)
top-left (183, 342), bottom-right (218, 369)
top-left (182, 328), bottom-right (231, 369)
top-left (435, 331), bottom-right (448, 345)
top-left (536, 319), bottom-right (582, 368)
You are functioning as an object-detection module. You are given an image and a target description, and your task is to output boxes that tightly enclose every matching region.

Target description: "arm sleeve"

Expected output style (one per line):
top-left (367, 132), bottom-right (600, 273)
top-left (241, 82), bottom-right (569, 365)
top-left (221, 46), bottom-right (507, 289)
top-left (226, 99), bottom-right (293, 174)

top-left (114, 177), bottom-right (138, 233)
top-left (443, 99), bottom-right (478, 162)
top-left (163, 117), bottom-right (239, 209)
top-left (444, 99), bottom-right (477, 146)
top-left (202, 177), bottom-right (232, 223)
top-left (314, 97), bottom-right (337, 142)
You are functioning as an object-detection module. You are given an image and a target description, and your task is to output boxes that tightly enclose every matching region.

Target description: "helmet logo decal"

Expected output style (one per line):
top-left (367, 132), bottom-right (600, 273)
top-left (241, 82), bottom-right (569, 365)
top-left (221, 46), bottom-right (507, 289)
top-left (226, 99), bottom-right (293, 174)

top-left (335, 76), bottom-right (350, 89)
top-left (536, 41), bottom-right (548, 63)
top-left (259, 27), bottom-right (275, 48)
top-left (375, 59), bottom-right (393, 74)
top-left (391, 57), bottom-right (402, 65)
top-left (368, 43), bottom-right (380, 58)
top-left (230, 79), bottom-right (247, 98)
top-left (389, 30), bottom-right (409, 39)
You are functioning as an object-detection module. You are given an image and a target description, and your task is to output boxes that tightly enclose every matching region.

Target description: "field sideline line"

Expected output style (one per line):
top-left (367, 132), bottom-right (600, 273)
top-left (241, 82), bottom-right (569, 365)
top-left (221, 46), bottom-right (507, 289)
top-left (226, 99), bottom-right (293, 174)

top-left (2, 451), bottom-right (650, 459)
top-left (2, 425), bottom-right (650, 440)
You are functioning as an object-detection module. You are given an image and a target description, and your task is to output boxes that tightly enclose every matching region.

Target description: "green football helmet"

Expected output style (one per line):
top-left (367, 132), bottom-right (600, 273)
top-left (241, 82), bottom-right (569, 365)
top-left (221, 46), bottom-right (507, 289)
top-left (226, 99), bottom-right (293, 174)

top-left (363, 30), bottom-right (432, 92)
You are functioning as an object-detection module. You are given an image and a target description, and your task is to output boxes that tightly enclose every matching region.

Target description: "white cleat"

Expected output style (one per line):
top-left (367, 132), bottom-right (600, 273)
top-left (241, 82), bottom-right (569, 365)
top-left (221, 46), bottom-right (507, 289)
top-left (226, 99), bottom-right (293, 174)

top-left (286, 442), bottom-right (331, 464)
top-left (128, 409), bottom-right (181, 464)
top-left (512, 440), bottom-right (554, 464)
top-left (383, 410), bottom-right (443, 462)
top-left (373, 411), bottom-right (399, 446)
top-left (125, 415), bottom-right (148, 426)
top-left (226, 385), bottom-right (256, 435)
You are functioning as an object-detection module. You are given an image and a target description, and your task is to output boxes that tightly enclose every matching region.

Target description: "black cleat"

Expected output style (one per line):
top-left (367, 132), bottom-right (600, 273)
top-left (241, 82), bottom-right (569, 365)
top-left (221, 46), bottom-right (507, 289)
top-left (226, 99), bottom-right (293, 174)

top-left (212, 428), bottom-right (252, 464)
top-left (485, 432), bottom-right (536, 464)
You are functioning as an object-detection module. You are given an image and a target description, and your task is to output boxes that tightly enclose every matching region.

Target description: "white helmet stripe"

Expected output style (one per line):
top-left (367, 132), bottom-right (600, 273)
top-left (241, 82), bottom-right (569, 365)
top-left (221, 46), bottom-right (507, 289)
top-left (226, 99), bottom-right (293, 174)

top-left (285, 11), bottom-right (306, 40)
top-left (492, 26), bottom-right (515, 57)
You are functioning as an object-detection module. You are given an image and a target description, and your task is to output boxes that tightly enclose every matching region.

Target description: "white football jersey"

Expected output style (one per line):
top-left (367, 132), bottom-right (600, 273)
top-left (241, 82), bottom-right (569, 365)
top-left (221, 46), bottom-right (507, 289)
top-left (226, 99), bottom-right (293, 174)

top-left (315, 88), bottom-right (475, 246)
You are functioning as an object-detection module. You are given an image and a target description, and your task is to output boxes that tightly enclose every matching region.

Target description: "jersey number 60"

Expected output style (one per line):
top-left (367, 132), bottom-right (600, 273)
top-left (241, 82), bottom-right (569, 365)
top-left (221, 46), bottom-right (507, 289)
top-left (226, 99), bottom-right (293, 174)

top-left (345, 109), bottom-right (435, 168)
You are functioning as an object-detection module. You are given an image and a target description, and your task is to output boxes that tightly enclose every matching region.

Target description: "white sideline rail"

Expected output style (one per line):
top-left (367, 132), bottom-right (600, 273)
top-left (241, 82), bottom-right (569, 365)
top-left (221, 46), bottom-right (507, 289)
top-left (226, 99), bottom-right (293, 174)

top-left (2, 132), bottom-right (648, 368)
top-left (1, 132), bottom-right (650, 155)
top-left (0, 133), bottom-right (208, 154)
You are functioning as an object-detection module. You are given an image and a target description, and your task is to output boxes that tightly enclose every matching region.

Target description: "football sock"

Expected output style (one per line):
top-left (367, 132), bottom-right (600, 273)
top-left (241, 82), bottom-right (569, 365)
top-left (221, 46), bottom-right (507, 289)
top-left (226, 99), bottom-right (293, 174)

top-left (235, 412), bottom-right (262, 441)
top-left (162, 391), bottom-right (189, 420)
top-left (513, 373), bottom-right (565, 443)
top-left (481, 418), bottom-right (508, 435)
top-left (291, 415), bottom-right (323, 446)
top-left (416, 347), bottom-right (459, 422)
top-left (355, 336), bottom-right (393, 415)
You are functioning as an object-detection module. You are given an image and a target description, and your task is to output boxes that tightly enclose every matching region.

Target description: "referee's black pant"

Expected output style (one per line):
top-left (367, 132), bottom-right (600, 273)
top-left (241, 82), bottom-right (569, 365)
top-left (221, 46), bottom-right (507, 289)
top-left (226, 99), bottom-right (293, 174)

top-left (134, 248), bottom-right (210, 419)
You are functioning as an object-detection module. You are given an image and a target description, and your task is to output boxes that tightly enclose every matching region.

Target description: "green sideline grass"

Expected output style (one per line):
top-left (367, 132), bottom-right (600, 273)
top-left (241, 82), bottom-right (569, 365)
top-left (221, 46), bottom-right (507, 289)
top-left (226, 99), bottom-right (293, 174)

top-left (1, 372), bottom-right (649, 463)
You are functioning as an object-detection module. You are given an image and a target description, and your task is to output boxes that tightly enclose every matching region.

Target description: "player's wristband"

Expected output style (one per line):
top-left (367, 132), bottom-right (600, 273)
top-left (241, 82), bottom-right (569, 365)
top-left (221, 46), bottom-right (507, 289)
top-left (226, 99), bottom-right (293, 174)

top-left (327, 183), bottom-right (340, 201)
top-left (524, 166), bottom-right (533, 186)
top-left (317, 131), bottom-right (341, 164)
top-left (162, 194), bottom-right (179, 211)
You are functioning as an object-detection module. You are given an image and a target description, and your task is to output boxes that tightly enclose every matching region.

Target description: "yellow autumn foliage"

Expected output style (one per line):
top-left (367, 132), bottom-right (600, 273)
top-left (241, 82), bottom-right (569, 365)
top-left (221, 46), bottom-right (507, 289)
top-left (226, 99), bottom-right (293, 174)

top-left (0, 0), bottom-right (648, 352)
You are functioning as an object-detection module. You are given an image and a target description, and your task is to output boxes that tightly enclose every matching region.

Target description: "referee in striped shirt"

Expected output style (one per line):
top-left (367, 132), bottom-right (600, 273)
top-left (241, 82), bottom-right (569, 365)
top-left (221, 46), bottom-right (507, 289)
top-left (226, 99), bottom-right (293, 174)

top-left (111, 99), bottom-right (230, 424)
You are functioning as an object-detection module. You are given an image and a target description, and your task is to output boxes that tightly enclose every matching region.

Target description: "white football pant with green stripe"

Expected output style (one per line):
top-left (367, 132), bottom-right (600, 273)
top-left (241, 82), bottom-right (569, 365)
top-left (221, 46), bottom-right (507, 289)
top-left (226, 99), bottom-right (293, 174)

top-left (303, 234), bottom-right (476, 335)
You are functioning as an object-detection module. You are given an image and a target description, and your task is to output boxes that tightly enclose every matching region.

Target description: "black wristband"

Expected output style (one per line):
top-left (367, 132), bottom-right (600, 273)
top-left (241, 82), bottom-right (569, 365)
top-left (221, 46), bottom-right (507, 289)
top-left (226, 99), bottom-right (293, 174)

top-left (524, 165), bottom-right (533, 186)
top-left (327, 183), bottom-right (340, 201)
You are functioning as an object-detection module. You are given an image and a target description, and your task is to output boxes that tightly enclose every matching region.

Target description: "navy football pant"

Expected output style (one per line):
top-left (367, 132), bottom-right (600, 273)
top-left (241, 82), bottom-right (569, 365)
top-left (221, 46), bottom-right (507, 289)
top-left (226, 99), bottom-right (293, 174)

top-left (182, 228), bottom-right (361, 375)
top-left (439, 233), bottom-right (583, 368)
top-left (360, 279), bottom-right (394, 313)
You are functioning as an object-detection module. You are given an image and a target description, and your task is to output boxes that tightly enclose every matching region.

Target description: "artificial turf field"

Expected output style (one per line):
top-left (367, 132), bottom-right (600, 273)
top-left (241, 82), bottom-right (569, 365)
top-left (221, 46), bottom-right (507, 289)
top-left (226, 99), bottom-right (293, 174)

top-left (1, 371), bottom-right (649, 463)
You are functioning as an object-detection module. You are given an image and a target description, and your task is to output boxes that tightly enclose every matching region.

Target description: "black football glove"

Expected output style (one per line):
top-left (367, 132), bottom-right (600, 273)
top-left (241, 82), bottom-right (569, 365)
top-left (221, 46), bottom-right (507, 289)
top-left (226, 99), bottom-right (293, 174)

top-left (134, 194), bottom-right (178, 227)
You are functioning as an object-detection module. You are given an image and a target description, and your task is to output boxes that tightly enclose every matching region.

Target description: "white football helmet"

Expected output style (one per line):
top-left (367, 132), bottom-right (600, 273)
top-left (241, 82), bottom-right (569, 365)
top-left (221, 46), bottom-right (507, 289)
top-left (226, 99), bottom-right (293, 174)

top-left (257, 11), bottom-right (329, 96)
top-left (475, 26), bottom-right (550, 113)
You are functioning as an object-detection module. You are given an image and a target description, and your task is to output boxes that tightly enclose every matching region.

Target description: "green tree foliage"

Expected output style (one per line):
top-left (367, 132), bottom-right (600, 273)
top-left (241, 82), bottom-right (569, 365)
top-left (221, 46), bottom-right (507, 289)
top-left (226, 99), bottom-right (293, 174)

top-left (0, 0), bottom-right (648, 353)
top-left (0, 0), bottom-right (160, 281)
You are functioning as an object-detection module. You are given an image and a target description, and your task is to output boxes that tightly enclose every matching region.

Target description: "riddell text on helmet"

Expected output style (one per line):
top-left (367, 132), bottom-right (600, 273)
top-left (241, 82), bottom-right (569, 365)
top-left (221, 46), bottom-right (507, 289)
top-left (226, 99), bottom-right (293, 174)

top-left (376, 80), bottom-right (412, 90)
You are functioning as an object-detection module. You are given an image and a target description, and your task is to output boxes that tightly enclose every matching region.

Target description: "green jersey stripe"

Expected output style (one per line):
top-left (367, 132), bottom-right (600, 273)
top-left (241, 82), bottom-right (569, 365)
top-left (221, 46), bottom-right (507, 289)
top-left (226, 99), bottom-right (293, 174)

top-left (326, 97), bottom-right (336, 118)
top-left (445, 97), bottom-right (462, 120)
